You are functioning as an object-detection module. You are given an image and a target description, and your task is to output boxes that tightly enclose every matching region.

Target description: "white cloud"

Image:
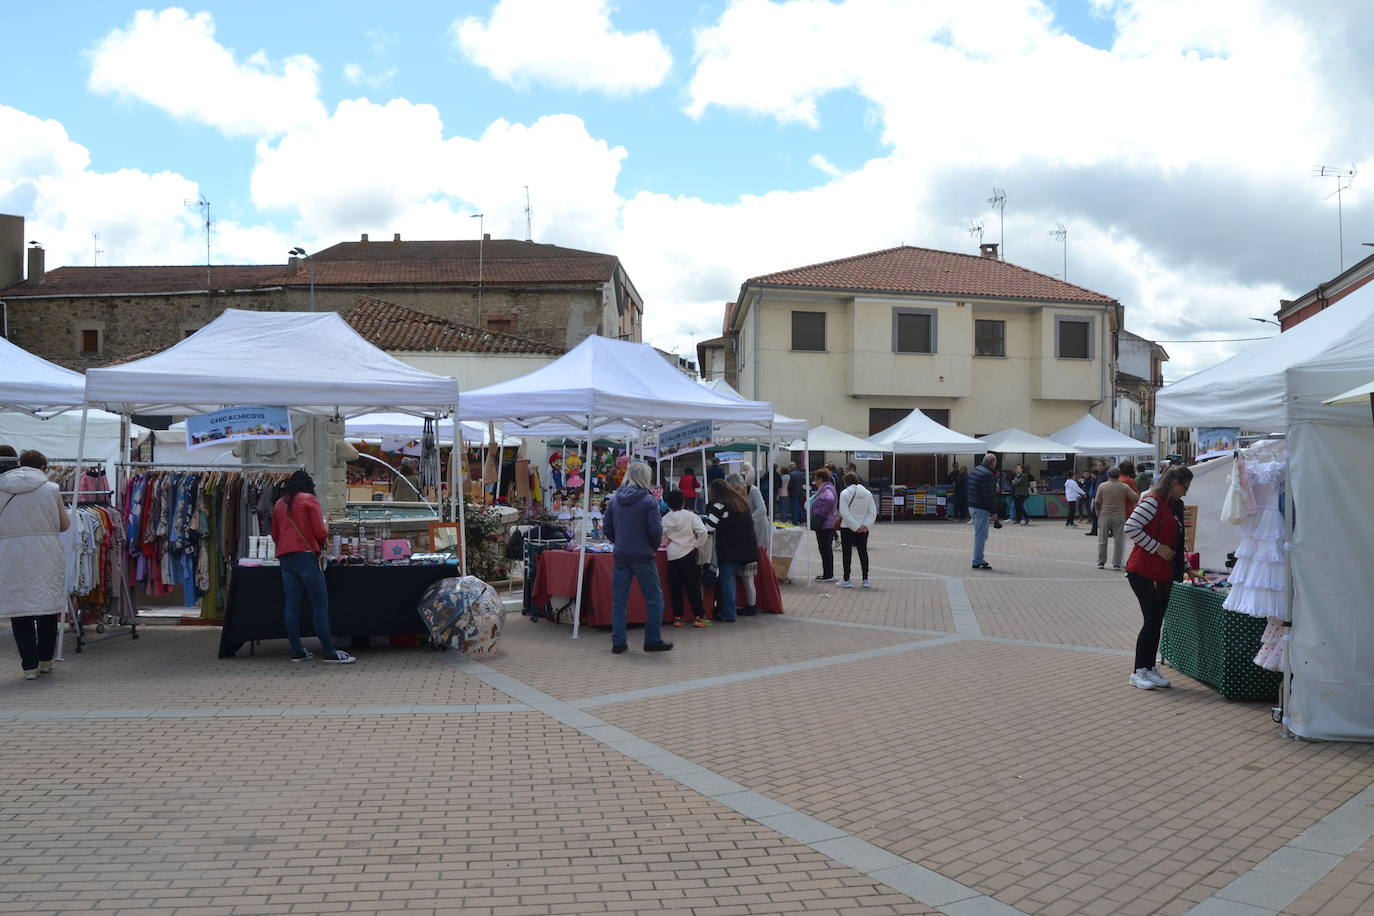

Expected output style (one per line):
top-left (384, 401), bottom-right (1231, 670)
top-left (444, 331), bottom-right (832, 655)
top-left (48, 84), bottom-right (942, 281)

top-left (454, 0), bottom-right (672, 94)
top-left (809, 154), bottom-right (841, 177)
top-left (87, 8), bottom-right (325, 138)
top-left (343, 63), bottom-right (397, 89)
top-left (344, 27), bottom-right (399, 89)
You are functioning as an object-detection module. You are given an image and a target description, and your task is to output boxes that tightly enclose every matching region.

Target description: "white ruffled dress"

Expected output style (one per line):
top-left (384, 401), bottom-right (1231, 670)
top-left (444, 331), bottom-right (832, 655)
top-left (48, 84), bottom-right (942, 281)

top-left (1221, 460), bottom-right (1288, 670)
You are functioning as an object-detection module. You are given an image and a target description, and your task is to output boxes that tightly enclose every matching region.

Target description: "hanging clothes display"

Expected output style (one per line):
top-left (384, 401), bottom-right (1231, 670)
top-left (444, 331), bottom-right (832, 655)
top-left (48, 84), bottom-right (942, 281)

top-left (66, 504), bottom-right (139, 627)
top-left (1220, 444), bottom-right (1288, 672)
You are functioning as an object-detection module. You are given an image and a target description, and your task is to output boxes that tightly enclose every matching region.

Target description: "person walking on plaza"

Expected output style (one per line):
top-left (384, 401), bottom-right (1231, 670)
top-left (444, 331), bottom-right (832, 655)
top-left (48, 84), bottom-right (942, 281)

top-left (661, 490), bottom-right (710, 627)
top-left (0, 450), bottom-right (69, 680)
top-left (953, 464), bottom-right (969, 521)
top-left (1122, 465), bottom-right (1193, 690)
top-left (837, 472), bottom-right (876, 588)
top-left (1011, 465), bottom-right (1034, 525)
top-left (1062, 473), bottom-right (1084, 527)
top-left (704, 477), bottom-right (759, 620)
top-left (787, 463), bottom-right (805, 527)
top-left (727, 467), bottom-right (768, 615)
top-left (272, 470), bottom-right (355, 664)
top-left (1094, 467), bottom-right (1138, 570)
top-left (808, 468), bottom-right (839, 582)
top-left (602, 461), bottom-right (673, 653)
top-left (776, 463), bottom-right (790, 522)
top-left (967, 454), bottom-right (999, 570)
top-left (1085, 463), bottom-right (1108, 536)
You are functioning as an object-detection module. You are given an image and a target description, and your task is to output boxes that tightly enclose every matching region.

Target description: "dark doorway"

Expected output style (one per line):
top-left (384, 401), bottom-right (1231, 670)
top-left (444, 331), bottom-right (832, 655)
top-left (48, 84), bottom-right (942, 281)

top-left (869, 407), bottom-right (951, 486)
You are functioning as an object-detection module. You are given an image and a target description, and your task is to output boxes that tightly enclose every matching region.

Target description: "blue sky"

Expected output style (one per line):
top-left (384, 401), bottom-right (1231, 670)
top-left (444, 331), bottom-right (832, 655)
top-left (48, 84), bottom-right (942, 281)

top-left (3, 1), bottom-right (1371, 378)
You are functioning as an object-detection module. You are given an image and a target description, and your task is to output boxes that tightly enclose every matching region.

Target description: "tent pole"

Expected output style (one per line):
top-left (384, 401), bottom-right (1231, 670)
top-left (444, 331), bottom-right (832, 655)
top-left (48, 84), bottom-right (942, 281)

top-left (456, 424), bottom-right (468, 576)
top-left (570, 415), bottom-right (595, 640)
top-left (891, 451), bottom-right (896, 523)
top-left (765, 422), bottom-right (774, 558)
top-left (59, 405), bottom-right (91, 661)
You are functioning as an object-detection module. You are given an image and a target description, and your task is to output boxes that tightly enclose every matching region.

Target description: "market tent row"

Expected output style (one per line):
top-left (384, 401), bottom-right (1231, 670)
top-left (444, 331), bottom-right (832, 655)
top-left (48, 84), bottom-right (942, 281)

top-left (81, 308), bottom-right (463, 515)
top-left (1048, 414), bottom-right (1155, 457)
top-left (459, 335), bottom-right (778, 638)
top-left (787, 424), bottom-right (885, 454)
top-left (0, 334), bottom-right (87, 416)
top-left (977, 427), bottom-right (1076, 456)
top-left (1157, 286), bottom-right (1374, 742)
top-left (865, 409), bottom-right (984, 520)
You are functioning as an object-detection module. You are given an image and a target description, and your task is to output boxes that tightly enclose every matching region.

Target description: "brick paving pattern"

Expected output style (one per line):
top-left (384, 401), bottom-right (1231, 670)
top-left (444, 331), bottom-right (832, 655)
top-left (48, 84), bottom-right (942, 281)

top-left (0, 519), bottom-right (1368, 915)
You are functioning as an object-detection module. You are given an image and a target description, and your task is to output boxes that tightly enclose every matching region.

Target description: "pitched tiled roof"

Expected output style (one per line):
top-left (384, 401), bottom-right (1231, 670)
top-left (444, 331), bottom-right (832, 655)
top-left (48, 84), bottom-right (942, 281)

top-left (343, 297), bottom-right (565, 355)
top-left (746, 246), bottom-right (1117, 304)
top-left (0, 265), bottom-right (288, 298)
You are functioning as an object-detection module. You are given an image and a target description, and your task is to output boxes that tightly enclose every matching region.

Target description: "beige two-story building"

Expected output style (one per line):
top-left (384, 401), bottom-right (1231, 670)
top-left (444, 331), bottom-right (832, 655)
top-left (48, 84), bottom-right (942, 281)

top-left (724, 243), bottom-right (1122, 481)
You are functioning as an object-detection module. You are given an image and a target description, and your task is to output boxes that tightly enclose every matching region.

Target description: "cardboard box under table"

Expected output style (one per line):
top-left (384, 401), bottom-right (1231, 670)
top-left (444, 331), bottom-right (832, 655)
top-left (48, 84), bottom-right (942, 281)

top-left (1160, 584), bottom-right (1282, 702)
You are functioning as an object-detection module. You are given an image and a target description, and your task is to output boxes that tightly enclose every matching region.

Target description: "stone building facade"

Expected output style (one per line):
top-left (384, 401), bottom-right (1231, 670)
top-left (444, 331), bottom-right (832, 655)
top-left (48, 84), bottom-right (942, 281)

top-left (0, 216), bottom-right (643, 369)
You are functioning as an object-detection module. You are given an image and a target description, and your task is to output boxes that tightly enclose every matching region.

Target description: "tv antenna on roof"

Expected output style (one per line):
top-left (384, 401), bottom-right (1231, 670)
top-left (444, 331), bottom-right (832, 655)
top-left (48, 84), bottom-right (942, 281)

top-left (1048, 223), bottom-right (1067, 280)
top-left (967, 220), bottom-right (985, 246)
top-left (1312, 165), bottom-right (1356, 271)
top-left (92, 231), bottom-right (104, 267)
top-left (184, 194), bottom-right (212, 298)
top-left (523, 185), bottom-right (533, 242)
top-left (987, 187), bottom-right (1006, 257)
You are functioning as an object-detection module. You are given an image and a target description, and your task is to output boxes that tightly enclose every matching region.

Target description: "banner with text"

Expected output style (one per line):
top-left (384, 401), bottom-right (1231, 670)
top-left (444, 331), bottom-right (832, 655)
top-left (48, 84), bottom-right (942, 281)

top-left (657, 420), bottom-right (713, 461)
top-left (186, 406), bottom-right (293, 450)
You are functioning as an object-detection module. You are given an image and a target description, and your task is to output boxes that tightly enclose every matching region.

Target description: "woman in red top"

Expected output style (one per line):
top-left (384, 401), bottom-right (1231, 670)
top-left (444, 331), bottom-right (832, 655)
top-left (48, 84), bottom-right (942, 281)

top-left (678, 468), bottom-right (699, 511)
top-left (271, 470), bottom-right (354, 664)
top-left (1122, 465), bottom-right (1193, 690)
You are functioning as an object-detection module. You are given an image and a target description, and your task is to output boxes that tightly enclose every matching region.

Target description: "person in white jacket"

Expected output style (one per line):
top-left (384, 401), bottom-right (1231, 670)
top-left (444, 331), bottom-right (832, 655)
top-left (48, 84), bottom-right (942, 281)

top-left (728, 466), bottom-right (770, 615)
top-left (837, 472), bottom-right (878, 588)
top-left (661, 490), bottom-right (711, 627)
top-left (0, 449), bottom-right (71, 679)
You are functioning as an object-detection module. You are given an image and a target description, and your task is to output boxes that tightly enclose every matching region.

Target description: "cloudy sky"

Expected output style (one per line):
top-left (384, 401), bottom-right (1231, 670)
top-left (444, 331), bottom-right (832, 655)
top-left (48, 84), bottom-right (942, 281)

top-left (4, 0), bottom-right (1372, 380)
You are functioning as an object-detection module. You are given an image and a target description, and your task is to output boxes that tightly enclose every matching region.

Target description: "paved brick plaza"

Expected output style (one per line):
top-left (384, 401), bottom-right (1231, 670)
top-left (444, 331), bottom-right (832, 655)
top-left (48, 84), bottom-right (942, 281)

top-left (2, 520), bottom-right (1372, 915)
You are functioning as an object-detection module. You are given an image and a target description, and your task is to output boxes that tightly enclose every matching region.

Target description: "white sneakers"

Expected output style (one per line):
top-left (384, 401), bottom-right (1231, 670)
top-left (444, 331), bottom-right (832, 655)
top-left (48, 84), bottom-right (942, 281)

top-left (322, 650), bottom-right (356, 664)
top-left (861, 579), bottom-right (871, 589)
top-left (1131, 667), bottom-right (1172, 689)
top-left (838, 579), bottom-right (854, 588)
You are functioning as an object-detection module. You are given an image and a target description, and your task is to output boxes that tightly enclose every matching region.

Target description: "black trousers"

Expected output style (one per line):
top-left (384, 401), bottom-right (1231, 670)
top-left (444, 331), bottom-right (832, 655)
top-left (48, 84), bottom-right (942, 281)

top-left (1064, 501), bottom-right (1077, 524)
top-left (1127, 573), bottom-right (1172, 671)
top-left (1012, 495), bottom-right (1028, 521)
top-left (815, 529), bottom-right (835, 578)
top-left (667, 553), bottom-right (705, 620)
top-left (11, 614), bottom-right (59, 671)
top-left (840, 529), bottom-right (869, 580)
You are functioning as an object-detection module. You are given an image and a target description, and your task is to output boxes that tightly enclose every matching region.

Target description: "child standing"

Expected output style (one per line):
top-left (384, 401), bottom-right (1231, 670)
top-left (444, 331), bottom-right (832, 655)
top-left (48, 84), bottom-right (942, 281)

top-left (661, 490), bottom-right (711, 627)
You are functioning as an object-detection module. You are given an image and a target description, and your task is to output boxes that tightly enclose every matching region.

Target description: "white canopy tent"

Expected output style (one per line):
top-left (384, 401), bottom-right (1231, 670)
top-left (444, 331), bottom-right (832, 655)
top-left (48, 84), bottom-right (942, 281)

top-left (82, 308), bottom-right (463, 543)
top-left (868, 409), bottom-right (984, 454)
top-left (977, 427), bottom-right (1076, 455)
top-left (0, 409), bottom-right (131, 469)
top-left (701, 379), bottom-right (809, 442)
top-left (1157, 288), bottom-right (1374, 741)
top-left (0, 335), bottom-right (88, 416)
top-left (1049, 414), bottom-right (1155, 457)
top-left (788, 424), bottom-right (885, 453)
top-left (345, 412), bottom-right (516, 446)
top-left (461, 335), bottom-right (777, 638)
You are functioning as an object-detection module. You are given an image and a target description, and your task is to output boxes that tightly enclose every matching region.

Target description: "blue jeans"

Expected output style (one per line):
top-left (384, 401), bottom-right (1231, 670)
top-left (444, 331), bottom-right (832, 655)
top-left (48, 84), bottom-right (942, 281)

top-left (970, 508), bottom-right (990, 566)
top-left (280, 551), bottom-right (339, 656)
top-left (611, 561), bottom-right (666, 648)
top-left (716, 561), bottom-right (738, 620)
top-left (789, 493), bottom-right (804, 525)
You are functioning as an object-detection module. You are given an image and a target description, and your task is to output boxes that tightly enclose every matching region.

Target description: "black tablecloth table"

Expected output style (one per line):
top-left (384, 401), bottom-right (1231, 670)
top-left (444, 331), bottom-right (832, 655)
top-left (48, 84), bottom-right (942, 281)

top-left (219, 564), bottom-right (455, 658)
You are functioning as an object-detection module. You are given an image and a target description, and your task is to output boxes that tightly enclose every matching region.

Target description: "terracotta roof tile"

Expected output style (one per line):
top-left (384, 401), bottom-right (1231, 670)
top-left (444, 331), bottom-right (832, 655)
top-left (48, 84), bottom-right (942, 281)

top-left (747, 245), bottom-right (1117, 304)
top-left (0, 265), bottom-right (288, 298)
top-left (343, 297), bottom-right (565, 355)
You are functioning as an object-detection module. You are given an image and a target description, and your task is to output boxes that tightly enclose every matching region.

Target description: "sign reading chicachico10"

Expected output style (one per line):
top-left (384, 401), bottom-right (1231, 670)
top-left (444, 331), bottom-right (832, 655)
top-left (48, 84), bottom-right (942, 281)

top-left (657, 419), bottom-right (713, 461)
top-left (186, 406), bottom-right (293, 450)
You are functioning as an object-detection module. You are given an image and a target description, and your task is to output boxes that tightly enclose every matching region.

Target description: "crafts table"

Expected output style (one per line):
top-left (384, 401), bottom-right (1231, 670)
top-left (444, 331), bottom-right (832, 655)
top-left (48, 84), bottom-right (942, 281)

top-left (531, 546), bottom-right (783, 625)
top-left (219, 563), bottom-right (455, 657)
top-left (1160, 584), bottom-right (1282, 702)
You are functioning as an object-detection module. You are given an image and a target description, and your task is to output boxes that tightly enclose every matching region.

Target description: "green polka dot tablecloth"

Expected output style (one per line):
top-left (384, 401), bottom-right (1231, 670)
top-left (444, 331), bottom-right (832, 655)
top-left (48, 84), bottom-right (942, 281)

top-left (1161, 585), bottom-right (1282, 702)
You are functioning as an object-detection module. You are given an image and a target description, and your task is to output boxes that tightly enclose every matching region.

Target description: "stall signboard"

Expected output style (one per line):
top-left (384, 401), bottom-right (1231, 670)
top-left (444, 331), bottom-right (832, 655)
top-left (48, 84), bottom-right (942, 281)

top-left (854, 451), bottom-right (883, 461)
top-left (1196, 427), bottom-right (1240, 458)
top-left (657, 420), bottom-right (713, 461)
top-left (186, 406), bottom-right (292, 450)
top-left (1039, 453), bottom-right (1066, 461)
top-left (715, 450), bottom-right (745, 463)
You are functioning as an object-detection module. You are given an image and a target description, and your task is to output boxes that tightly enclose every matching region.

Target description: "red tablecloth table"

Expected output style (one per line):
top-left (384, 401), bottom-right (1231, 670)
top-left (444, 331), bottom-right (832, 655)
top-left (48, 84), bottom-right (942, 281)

top-left (531, 546), bottom-right (783, 625)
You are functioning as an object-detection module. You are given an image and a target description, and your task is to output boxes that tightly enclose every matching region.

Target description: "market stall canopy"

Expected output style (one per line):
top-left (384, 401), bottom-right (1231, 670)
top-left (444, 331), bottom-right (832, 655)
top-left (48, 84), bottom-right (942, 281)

top-left (0, 335), bottom-right (87, 414)
top-left (977, 427), bottom-right (1076, 455)
top-left (460, 335), bottom-right (775, 429)
top-left (83, 309), bottom-right (461, 416)
top-left (788, 424), bottom-right (886, 453)
top-left (1156, 291), bottom-right (1374, 429)
top-left (701, 378), bottom-right (808, 440)
top-left (0, 409), bottom-right (132, 467)
top-left (867, 409), bottom-right (983, 454)
top-left (1048, 414), bottom-right (1155, 457)
top-left (1322, 378), bottom-right (1374, 406)
top-left (345, 412), bottom-right (518, 446)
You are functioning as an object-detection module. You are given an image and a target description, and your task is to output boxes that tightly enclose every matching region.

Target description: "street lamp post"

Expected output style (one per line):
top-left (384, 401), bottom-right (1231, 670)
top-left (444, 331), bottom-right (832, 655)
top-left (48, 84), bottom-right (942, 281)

top-left (289, 247), bottom-right (315, 311)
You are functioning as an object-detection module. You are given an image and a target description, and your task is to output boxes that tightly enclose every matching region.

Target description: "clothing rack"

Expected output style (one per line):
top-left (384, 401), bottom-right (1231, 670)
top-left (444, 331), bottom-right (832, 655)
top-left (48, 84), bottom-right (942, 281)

top-left (118, 461), bottom-right (301, 471)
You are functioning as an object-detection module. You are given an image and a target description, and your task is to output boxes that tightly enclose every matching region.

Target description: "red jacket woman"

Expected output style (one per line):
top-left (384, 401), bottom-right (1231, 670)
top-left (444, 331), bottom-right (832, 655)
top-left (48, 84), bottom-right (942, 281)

top-left (1122, 466), bottom-right (1193, 691)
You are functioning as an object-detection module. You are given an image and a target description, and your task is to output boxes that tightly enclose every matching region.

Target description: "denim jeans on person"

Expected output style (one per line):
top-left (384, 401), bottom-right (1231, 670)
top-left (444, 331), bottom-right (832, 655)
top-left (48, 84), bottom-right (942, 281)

top-left (970, 508), bottom-right (990, 566)
top-left (279, 550), bottom-right (340, 657)
top-left (611, 561), bottom-right (667, 646)
top-left (789, 493), bottom-right (804, 527)
top-left (714, 561), bottom-right (739, 621)
top-left (10, 614), bottom-right (58, 672)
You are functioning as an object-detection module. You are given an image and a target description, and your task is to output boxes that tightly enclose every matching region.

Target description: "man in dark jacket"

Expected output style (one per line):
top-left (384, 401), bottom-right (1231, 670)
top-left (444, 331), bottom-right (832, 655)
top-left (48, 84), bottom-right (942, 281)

top-left (706, 457), bottom-right (725, 486)
top-left (1085, 464), bottom-right (1109, 536)
top-left (967, 454), bottom-right (999, 570)
top-left (602, 461), bottom-right (672, 655)
top-left (787, 463), bottom-right (805, 526)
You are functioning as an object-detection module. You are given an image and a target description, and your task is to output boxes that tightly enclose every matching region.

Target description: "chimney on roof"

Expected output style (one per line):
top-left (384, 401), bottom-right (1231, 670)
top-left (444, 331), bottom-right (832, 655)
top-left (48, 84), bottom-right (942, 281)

top-left (287, 256), bottom-right (300, 274)
top-left (0, 214), bottom-right (22, 289)
top-left (979, 242), bottom-right (1000, 260)
top-left (26, 242), bottom-right (44, 284)
top-left (393, 233), bottom-right (401, 242)
top-left (483, 233), bottom-right (491, 241)
top-left (360, 233), bottom-right (369, 242)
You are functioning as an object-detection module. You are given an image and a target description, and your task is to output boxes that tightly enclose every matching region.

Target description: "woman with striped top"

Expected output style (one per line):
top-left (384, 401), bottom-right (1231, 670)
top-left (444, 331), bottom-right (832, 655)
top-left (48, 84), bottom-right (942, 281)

top-left (1122, 465), bottom-right (1194, 690)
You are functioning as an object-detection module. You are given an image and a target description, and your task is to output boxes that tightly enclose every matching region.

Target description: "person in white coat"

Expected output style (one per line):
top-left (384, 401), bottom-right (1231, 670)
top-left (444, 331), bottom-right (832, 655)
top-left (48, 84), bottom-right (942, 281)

top-left (837, 472), bottom-right (877, 588)
top-left (0, 450), bottom-right (71, 679)
top-left (728, 465), bottom-right (770, 615)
